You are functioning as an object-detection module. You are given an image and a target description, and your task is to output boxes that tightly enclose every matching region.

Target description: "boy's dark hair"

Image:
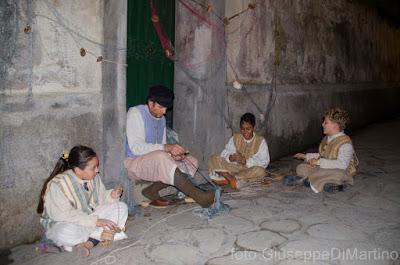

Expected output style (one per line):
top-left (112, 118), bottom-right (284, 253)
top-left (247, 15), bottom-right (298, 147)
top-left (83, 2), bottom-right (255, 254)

top-left (240, 112), bottom-right (256, 126)
top-left (37, 145), bottom-right (97, 214)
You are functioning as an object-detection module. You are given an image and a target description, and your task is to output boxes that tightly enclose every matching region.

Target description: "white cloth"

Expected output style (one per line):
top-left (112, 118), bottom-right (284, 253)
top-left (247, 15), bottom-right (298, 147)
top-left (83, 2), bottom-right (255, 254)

top-left (124, 151), bottom-right (198, 185)
top-left (44, 173), bottom-right (118, 228)
top-left (43, 172), bottom-right (128, 248)
top-left (220, 134), bottom-right (270, 168)
top-left (126, 105), bottom-right (166, 156)
top-left (46, 202), bottom-right (128, 249)
top-left (305, 132), bottom-right (354, 170)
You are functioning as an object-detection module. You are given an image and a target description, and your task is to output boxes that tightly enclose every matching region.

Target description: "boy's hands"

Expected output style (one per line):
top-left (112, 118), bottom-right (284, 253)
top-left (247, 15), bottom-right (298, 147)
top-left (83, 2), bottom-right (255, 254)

top-left (307, 158), bottom-right (320, 167)
top-left (111, 185), bottom-right (123, 199)
top-left (229, 153), bottom-right (239, 162)
top-left (237, 155), bottom-right (246, 165)
top-left (229, 153), bottom-right (246, 165)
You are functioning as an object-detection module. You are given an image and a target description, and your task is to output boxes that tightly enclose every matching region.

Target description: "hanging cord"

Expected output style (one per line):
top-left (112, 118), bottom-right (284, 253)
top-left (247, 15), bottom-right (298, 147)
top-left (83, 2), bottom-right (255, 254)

top-left (180, 154), bottom-right (217, 189)
top-left (224, 1), bottom-right (278, 136)
top-left (224, 3), bottom-right (256, 25)
top-left (37, 0), bottom-right (127, 66)
top-left (167, 130), bottom-right (223, 191)
top-left (151, 0), bottom-right (234, 134)
top-left (167, 125), bottom-right (230, 219)
top-left (177, 0), bottom-right (224, 33)
top-left (186, 0), bottom-right (225, 22)
top-left (149, 0), bottom-right (175, 59)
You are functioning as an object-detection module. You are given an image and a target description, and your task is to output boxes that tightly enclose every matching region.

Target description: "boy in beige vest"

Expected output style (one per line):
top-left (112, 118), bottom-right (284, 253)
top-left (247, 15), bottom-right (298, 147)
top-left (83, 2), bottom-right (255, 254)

top-left (208, 113), bottom-right (270, 189)
top-left (294, 108), bottom-right (358, 193)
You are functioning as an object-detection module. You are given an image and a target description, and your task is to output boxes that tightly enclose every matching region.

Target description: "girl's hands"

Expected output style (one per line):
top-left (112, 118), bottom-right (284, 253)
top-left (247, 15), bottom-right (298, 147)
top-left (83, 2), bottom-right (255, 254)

top-left (96, 218), bottom-right (118, 230)
top-left (111, 185), bottom-right (123, 199)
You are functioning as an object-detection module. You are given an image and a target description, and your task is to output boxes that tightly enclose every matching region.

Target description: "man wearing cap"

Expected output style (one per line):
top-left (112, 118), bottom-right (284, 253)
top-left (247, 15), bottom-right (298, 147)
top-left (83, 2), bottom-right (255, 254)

top-left (124, 85), bottom-right (215, 208)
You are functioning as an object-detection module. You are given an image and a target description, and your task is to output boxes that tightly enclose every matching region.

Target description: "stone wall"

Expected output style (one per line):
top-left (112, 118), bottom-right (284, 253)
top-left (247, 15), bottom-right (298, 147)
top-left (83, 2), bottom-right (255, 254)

top-left (174, 0), bottom-right (228, 167)
top-left (0, 0), bottom-right (127, 249)
top-left (174, 0), bottom-right (400, 169)
top-left (226, 0), bottom-right (400, 84)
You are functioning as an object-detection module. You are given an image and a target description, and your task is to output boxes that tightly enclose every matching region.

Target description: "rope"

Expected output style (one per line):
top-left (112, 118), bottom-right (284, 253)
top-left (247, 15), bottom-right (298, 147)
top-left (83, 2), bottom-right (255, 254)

top-left (37, 0), bottom-right (127, 67)
top-left (90, 206), bottom-right (198, 265)
top-left (182, 155), bottom-right (217, 189)
top-left (192, 188), bottom-right (230, 219)
top-left (182, 156), bottom-right (230, 219)
top-left (149, 0), bottom-right (174, 59)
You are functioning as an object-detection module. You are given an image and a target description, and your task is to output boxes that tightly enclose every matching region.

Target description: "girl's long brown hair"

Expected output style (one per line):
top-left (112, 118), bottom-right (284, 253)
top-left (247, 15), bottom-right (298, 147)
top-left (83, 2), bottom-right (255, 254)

top-left (37, 145), bottom-right (97, 214)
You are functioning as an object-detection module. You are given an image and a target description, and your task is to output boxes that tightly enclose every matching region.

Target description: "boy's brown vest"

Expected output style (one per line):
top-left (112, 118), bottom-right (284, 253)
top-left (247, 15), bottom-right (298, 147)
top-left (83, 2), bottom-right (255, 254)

top-left (233, 134), bottom-right (264, 160)
top-left (319, 135), bottom-right (359, 177)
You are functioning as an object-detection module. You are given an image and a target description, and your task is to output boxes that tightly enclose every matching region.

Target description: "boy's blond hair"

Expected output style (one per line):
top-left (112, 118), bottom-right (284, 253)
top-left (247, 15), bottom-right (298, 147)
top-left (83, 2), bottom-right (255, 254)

top-left (325, 108), bottom-right (350, 131)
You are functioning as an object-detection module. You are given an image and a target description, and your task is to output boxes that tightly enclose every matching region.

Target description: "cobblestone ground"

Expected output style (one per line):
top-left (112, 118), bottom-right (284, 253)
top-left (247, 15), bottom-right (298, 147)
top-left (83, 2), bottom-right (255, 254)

top-left (6, 119), bottom-right (400, 265)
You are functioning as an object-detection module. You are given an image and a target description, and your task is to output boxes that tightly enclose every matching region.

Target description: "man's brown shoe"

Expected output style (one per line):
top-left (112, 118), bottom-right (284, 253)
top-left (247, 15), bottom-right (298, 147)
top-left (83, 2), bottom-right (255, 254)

top-left (142, 182), bottom-right (169, 201)
top-left (149, 198), bottom-right (174, 208)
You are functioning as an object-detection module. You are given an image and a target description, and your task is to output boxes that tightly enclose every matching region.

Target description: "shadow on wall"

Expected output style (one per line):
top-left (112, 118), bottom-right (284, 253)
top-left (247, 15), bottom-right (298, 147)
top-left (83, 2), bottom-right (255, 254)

top-left (0, 249), bottom-right (13, 265)
top-left (353, 0), bottom-right (400, 27)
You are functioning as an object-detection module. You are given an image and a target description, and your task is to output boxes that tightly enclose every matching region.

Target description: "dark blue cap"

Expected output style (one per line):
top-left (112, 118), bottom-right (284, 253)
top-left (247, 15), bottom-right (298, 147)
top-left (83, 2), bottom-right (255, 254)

top-left (148, 85), bottom-right (174, 108)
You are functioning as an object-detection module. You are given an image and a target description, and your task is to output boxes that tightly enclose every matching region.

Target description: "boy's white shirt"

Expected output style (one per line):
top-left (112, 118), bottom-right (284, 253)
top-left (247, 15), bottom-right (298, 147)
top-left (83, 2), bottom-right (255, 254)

top-left (220, 133), bottom-right (270, 168)
top-left (126, 105), bottom-right (167, 156)
top-left (305, 131), bottom-right (354, 170)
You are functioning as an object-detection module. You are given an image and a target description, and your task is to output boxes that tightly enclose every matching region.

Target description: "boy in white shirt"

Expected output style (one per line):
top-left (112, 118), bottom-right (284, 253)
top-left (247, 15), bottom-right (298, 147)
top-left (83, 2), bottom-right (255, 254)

top-left (208, 113), bottom-right (270, 189)
top-left (294, 108), bottom-right (358, 193)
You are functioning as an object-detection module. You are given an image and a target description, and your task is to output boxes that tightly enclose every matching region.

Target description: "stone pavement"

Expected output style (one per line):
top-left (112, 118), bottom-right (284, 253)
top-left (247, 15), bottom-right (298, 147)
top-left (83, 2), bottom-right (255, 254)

top-left (5, 118), bottom-right (400, 265)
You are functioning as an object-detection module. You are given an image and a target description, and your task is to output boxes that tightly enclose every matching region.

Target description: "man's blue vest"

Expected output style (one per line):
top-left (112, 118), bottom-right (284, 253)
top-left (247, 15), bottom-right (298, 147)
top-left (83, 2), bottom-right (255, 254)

top-left (126, 105), bottom-right (165, 158)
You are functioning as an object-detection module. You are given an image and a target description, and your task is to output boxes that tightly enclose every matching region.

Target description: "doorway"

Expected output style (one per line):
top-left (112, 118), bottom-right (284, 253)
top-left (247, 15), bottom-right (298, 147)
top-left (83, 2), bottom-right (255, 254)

top-left (126, 0), bottom-right (175, 126)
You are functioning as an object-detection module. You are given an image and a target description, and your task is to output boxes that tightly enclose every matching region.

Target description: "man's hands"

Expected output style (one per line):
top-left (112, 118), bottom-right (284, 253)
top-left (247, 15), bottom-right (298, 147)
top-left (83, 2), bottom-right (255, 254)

top-left (164, 144), bottom-right (185, 155)
top-left (111, 185), bottom-right (123, 199)
top-left (229, 153), bottom-right (246, 165)
top-left (171, 154), bottom-right (186, 161)
top-left (164, 144), bottom-right (188, 161)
